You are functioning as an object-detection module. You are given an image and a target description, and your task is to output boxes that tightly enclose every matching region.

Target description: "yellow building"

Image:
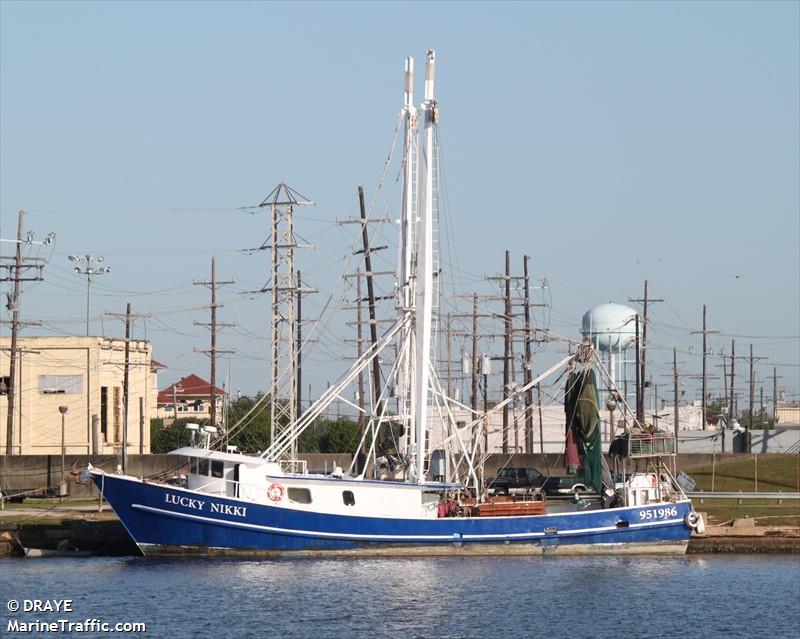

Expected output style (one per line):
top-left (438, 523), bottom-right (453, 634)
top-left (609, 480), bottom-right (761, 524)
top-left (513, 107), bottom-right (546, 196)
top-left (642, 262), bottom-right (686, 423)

top-left (776, 404), bottom-right (800, 425)
top-left (0, 336), bottom-right (156, 455)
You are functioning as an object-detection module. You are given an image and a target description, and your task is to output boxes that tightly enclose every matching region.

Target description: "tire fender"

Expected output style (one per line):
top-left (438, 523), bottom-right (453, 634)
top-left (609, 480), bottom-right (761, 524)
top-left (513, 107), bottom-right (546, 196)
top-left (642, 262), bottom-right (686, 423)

top-left (685, 511), bottom-right (705, 535)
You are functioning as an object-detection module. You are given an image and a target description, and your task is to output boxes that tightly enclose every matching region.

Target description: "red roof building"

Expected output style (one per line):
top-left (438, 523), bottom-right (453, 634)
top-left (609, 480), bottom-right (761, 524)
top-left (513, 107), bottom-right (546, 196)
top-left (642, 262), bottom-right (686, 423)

top-left (156, 374), bottom-right (227, 424)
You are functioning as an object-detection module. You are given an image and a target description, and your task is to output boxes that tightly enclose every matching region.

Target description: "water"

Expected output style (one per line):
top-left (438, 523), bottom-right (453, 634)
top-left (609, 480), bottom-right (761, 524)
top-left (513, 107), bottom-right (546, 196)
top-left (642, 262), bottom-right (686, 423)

top-left (1, 555), bottom-right (798, 639)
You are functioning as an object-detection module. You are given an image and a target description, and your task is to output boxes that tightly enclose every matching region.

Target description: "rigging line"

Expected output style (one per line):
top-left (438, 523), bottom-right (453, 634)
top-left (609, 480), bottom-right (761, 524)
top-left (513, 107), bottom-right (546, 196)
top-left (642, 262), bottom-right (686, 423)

top-left (434, 127), bottom-right (462, 307)
top-left (368, 114), bottom-right (403, 213)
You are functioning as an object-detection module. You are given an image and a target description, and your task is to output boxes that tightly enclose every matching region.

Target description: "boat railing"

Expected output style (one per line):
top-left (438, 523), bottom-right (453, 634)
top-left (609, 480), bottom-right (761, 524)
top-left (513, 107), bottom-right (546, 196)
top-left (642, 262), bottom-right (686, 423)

top-left (279, 459), bottom-right (308, 475)
top-left (626, 432), bottom-right (676, 458)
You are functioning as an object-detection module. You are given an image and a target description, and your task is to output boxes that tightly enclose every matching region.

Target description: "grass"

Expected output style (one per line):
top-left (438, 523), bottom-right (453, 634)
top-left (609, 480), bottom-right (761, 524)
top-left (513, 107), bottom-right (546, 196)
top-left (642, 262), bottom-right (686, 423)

top-left (681, 455), bottom-right (800, 493)
top-left (679, 456), bottom-right (800, 525)
top-left (692, 499), bottom-right (800, 527)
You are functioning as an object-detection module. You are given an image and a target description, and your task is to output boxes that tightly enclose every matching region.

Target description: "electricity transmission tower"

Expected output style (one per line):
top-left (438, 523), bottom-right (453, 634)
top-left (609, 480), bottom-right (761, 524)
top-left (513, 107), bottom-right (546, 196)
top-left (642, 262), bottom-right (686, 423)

top-left (250, 183), bottom-right (313, 460)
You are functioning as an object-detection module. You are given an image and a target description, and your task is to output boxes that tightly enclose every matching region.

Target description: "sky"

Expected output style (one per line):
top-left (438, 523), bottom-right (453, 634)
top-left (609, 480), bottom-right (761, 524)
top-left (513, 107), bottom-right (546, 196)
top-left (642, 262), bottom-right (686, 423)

top-left (1, 1), bottom-right (798, 410)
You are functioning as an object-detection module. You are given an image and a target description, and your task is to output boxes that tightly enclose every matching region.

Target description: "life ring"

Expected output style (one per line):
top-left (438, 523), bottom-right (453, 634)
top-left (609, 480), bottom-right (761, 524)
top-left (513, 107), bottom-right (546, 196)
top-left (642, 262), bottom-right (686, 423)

top-left (650, 474), bottom-right (658, 487)
top-left (267, 483), bottom-right (285, 502)
top-left (685, 511), bottom-right (705, 534)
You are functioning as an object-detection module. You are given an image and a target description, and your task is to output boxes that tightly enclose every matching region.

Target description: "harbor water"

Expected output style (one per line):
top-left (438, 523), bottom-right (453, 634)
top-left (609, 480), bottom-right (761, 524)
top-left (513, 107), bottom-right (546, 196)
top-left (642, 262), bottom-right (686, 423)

top-left (1, 555), bottom-right (799, 638)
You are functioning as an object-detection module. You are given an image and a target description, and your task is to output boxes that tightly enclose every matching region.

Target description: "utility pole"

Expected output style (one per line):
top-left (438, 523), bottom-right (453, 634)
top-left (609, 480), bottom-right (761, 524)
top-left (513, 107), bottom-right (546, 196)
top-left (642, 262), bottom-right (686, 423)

top-left (4, 211), bottom-right (24, 456)
top-left (105, 307), bottom-right (150, 461)
top-left (337, 196), bottom-right (391, 420)
top-left (673, 347), bottom-right (679, 453)
top-left (486, 253), bottom-right (529, 453)
top-left (721, 347), bottom-right (728, 411)
top-left (748, 344), bottom-right (754, 446)
top-left (635, 314), bottom-right (642, 424)
top-left (746, 344), bottom-right (766, 453)
top-left (502, 250), bottom-right (511, 454)
top-left (522, 255), bottom-right (534, 454)
top-left (536, 383), bottom-right (545, 455)
top-left (729, 340), bottom-right (736, 421)
top-left (356, 270), bottom-right (365, 445)
top-left (773, 367), bottom-right (780, 423)
top-left (193, 257), bottom-right (235, 429)
top-left (629, 280), bottom-right (662, 423)
top-left (471, 293), bottom-right (479, 416)
top-left (690, 305), bottom-right (718, 430)
top-left (358, 186), bottom-right (383, 412)
top-left (122, 303), bottom-right (131, 473)
top-left (2, 210), bottom-right (52, 454)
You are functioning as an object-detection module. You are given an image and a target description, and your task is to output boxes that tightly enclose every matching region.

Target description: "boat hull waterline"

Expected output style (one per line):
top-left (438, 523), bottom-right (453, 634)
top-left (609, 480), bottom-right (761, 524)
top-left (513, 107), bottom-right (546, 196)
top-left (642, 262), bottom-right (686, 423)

top-left (91, 471), bottom-right (694, 557)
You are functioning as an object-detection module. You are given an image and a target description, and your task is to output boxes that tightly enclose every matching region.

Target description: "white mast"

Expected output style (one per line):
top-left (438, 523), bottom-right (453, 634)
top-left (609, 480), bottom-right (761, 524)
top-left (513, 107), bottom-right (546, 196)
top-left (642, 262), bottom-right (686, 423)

top-left (398, 57), bottom-right (417, 460)
top-left (413, 49), bottom-right (437, 483)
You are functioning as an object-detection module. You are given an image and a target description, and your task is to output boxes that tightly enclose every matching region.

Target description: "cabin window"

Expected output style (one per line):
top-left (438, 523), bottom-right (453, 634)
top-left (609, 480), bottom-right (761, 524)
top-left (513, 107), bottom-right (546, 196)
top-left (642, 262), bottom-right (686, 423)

top-left (342, 491), bottom-right (355, 506)
top-left (211, 460), bottom-right (224, 478)
top-left (287, 488), bottom-right (312, 504)
top-left (198, 459), bottom-right (210, 476)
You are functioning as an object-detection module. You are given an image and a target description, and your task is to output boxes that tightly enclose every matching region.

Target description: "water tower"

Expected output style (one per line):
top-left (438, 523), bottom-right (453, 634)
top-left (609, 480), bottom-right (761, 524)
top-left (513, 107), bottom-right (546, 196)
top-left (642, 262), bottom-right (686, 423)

top-left (581, 303), bottom-right (638, 404)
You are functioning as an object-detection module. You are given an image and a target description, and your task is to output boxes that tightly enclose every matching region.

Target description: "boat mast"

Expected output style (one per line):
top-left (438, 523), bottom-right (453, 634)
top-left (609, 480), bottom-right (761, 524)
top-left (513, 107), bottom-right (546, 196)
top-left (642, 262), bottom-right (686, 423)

top-left (413, 49), bottom-right (437, 484)
top-left (398, 57), bottom-right (417, 461)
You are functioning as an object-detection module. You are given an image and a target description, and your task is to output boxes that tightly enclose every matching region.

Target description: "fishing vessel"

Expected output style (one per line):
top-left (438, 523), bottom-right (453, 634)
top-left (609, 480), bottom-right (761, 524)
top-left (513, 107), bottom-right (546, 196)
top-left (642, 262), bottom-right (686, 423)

top-left (86, 50), bottom-right (704, 556)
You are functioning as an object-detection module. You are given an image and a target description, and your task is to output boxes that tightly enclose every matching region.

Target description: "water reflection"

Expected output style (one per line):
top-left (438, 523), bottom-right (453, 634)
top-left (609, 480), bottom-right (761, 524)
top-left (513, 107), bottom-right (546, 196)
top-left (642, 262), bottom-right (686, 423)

top-left (1, 555), bottom-right (798, 639)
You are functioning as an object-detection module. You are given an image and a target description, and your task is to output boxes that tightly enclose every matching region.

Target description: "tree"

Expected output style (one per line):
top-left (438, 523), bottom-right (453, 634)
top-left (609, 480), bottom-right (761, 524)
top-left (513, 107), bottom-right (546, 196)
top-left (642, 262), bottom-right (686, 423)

top-left (150, 417), bottom-right (205, 454)
top-left (317, 418), bottom-right (361, 453)
top-left (225, 394), bottom-right (271, 453)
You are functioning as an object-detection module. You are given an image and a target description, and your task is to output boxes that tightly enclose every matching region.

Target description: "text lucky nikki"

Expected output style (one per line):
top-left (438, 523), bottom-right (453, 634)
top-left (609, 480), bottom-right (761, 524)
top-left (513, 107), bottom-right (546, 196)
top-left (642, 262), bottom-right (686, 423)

top-left (165, 493), bottom-right (247, 517)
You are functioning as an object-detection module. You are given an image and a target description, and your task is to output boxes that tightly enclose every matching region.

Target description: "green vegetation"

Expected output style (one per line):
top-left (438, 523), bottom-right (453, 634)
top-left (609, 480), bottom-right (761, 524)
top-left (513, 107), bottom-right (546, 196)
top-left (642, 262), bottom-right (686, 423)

top-left (150, 417), bottom-right (200, 454)
top-left (150, 396), bottom-right (364, 454)
top-left (683, 455), bottom-right (800, 492)
top-left (681, 455), bottom-right (800, 526)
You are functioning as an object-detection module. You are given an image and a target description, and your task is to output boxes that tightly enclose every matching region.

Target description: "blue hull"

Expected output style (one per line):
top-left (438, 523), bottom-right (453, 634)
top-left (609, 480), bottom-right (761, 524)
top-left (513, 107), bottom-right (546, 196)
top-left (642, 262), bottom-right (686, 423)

top-left (92, 472), bottom-right (693, 556)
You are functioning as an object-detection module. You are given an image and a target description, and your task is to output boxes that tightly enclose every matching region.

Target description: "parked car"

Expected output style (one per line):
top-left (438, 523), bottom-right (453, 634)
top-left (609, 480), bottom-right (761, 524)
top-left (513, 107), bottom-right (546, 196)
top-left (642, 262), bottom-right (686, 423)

top-left (543, 468), bottom-right (596, 496)
top-left (488, 467), bottom-right (600, 497)
top-left (488, 467), bottom-right (560, 495)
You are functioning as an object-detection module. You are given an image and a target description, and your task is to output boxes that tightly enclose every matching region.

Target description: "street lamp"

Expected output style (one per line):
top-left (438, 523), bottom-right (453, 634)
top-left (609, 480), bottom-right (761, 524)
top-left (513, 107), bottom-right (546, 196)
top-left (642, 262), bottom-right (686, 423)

top-left (58, 405), bottom-right (68, 499)
top-left (68, 255), bottom-right (111, 336)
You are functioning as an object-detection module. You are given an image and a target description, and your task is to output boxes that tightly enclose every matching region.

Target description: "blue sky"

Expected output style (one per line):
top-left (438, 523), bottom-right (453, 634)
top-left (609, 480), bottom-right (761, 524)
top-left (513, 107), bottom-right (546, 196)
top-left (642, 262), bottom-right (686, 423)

top-left (1, 1), bottom-right (798, 407)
